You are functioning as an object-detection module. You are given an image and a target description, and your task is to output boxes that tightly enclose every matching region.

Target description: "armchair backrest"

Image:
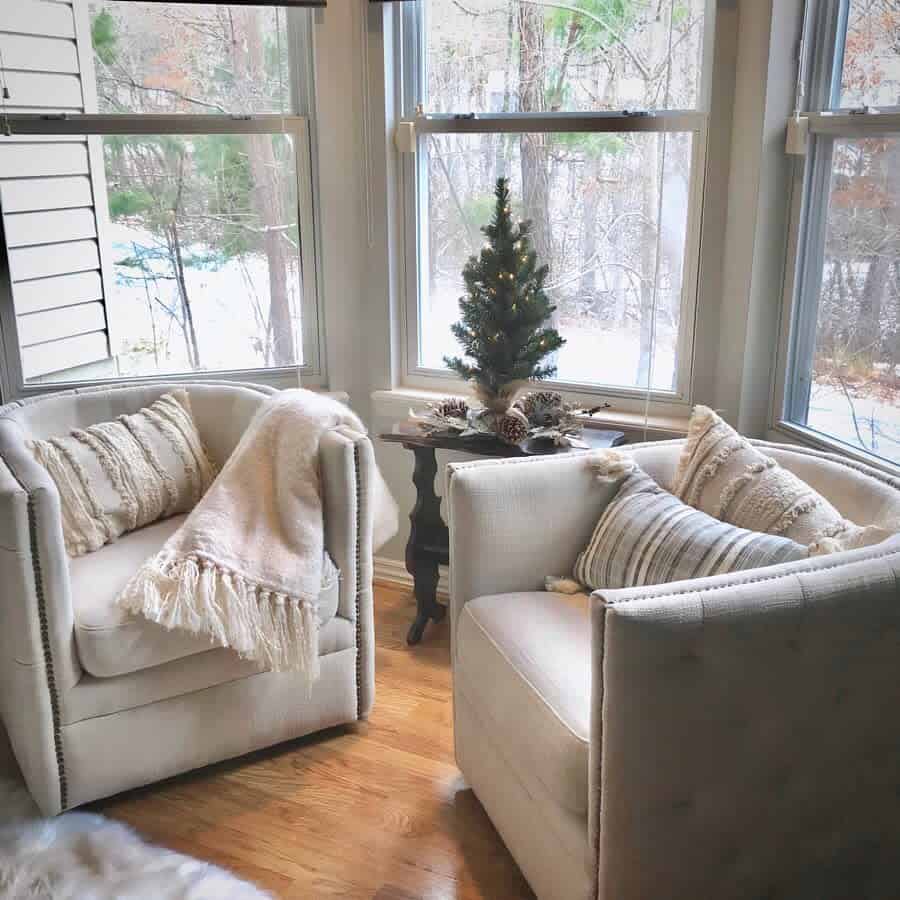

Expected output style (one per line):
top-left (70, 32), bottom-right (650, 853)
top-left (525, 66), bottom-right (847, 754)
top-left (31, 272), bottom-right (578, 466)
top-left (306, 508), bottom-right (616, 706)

top-left (0, 380), bottom-right (275, 468)
top-left (626, 438), bottom-right (900, 529)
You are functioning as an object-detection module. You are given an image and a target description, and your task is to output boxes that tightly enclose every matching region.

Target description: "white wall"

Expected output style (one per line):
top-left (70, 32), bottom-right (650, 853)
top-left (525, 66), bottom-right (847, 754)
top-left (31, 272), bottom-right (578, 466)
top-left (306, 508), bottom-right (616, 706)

top-left (310, 3), bottom-right (370, 415)
top-left (713, 0), bottom-right (805, 434)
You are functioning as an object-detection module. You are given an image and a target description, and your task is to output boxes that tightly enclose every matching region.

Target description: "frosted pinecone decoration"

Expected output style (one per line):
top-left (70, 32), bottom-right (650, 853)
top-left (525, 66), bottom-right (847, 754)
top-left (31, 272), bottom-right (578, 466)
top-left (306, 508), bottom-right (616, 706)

top-left (411, 396), bottom-right (471, 435)
top-left (515, 390), bottom-right (565, 427)
top-left (413, 389), bottom-right (595, 449)
top-left (434, 397), bottom-right (469, 420)
top-left (497, 408), bottom-right (530, 445)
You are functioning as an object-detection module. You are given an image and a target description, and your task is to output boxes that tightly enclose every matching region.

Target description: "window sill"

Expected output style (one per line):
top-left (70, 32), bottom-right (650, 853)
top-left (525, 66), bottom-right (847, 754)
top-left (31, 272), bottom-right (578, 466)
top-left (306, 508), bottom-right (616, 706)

top-left (371, 387), bottom-right (689, 441)
top-left (769, 420), bottom-right (900, 477)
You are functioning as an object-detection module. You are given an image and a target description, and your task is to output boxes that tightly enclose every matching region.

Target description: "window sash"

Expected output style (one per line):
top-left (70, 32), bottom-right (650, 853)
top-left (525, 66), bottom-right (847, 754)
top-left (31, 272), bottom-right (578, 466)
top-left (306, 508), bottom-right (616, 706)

top-left (396, 2), bottom-right (714, 403)
top-left (776, 0), bottom-right (900, 470)
top-left (807, 111), bottom-right (900, 136)
top-left (0, 114), bottom-right (323, 397)
top-left (401, 122), bottom-right (707, 400)
top-left (401, 0), bottom-right (716, 119)
top-left (414, 110), bottom-right (706, 135)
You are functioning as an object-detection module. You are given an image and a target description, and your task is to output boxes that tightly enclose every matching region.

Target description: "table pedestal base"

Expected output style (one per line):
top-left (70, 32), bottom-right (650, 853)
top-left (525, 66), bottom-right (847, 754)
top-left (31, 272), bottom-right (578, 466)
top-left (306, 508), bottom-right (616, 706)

top-left (404, 445), bottom-right (449, 645)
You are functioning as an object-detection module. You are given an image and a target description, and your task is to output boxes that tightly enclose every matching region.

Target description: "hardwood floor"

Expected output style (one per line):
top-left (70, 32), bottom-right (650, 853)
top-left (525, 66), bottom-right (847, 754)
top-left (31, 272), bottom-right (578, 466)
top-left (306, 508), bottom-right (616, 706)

top-left (95, 585), bottom-right (535, 899)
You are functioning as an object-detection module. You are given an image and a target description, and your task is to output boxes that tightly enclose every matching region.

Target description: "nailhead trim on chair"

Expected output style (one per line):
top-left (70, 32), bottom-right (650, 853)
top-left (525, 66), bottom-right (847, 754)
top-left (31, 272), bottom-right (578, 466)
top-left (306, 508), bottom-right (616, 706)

top-left (1, 447), bottom-right (69, 812)
top-left (353, 442), bottom-right (363, 720)
top-left (26, 494), bottom-right (68, 810)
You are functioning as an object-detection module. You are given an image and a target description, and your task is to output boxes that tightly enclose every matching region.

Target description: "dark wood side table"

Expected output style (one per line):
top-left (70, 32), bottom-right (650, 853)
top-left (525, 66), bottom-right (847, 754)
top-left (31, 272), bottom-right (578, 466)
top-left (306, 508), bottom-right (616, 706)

top-left (380, 421), bottom-right (627, 644)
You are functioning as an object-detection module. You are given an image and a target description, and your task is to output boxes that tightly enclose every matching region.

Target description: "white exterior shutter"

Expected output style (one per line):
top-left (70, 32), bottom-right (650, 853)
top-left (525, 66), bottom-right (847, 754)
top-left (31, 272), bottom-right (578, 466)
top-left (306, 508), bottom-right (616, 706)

top-left (0, 0), bottom-right (113, 381)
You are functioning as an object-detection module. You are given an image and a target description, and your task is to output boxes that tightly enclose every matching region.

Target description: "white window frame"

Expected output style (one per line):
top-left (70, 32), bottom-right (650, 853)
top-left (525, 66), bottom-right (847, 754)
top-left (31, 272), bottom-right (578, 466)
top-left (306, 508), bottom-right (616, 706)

top-left (0, 8), bottom-right (324, 400)
top-left (394, 0), bottom-right (716, 410)
top-left (774, 0), bottom-right (900, 471)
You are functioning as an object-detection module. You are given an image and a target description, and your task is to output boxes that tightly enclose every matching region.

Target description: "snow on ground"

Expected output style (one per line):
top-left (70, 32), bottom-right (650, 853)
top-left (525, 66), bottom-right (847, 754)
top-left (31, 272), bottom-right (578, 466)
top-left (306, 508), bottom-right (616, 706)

top-left (806, 381), bottom-right (900, 466)
top-left (420, 289), bottom-right (677, 391)
top-left (104, 223), bottom-right (302, 377)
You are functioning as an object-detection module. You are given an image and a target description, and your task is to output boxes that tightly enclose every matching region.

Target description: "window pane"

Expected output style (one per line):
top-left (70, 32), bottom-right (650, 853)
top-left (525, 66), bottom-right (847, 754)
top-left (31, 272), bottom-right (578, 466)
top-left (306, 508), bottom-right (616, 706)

top-left (796, 136), bottom-right (900, 465)
top-left (88, 2), bottom-right (292, 115)
top-left (423, 0), bottom-right (707, 114)
top-left (418, 130), bottom-right (693, 392)
top-left (20, 132), bottom-right (304, 385)
top-left (838, 0), bottom-right (900, 109)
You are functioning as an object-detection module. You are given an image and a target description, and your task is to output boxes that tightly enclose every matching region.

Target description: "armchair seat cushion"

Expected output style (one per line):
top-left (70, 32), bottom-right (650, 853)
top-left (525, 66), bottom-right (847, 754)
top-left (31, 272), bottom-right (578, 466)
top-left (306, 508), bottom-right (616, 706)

top-left (456, 591), bottom-right (591, 816)
top-left (71, 516), bottom-right (342, 678)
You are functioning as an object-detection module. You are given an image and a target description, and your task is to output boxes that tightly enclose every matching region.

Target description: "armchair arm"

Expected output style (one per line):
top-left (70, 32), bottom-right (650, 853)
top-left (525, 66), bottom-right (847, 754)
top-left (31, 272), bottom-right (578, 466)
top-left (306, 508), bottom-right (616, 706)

top-left (590, 537), bottom-right (900, 900)
top-left (0, 422), bottom-right (80, 814)
top-left (0, 424), bottom-right (79, 686)
top-left (447, 453), bottom-right (620, 643)
top-left (320, 427), bottom-right (377, 718)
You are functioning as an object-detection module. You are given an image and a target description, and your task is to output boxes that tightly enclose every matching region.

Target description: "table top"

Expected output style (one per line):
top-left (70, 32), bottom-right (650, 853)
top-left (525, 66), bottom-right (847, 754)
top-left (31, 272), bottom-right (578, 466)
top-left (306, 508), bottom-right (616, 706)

top-left (379, 419), bottom-right (626, 457)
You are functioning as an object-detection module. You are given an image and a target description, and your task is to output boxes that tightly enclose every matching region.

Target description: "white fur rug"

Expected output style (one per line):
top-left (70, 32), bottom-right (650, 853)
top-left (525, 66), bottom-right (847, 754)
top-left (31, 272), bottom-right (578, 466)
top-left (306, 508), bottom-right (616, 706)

top-left (0, 728), bottom-right (270, 899)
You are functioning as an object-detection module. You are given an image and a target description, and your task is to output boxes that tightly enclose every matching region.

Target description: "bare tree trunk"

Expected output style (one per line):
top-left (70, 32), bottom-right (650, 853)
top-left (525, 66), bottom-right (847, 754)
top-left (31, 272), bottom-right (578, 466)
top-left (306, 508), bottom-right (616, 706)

top-left (852, 138), bottom-right (900, 363)
top-left (859, 253), bottom-right (888, 361)
top-left (240, 10), bottom-right (297, 367)
top-left (517, 5), bottom-right (553, 272)
top-left (168, 151), bottom-right (201, 368)
top-left (493, 3), bottom-right (516, 180)
top-left (169, 223), bottom-right (201, 368)
top-left (249, 134), bottom-right (295, 366)
top-left (579, 175), bottom-right (600, 309)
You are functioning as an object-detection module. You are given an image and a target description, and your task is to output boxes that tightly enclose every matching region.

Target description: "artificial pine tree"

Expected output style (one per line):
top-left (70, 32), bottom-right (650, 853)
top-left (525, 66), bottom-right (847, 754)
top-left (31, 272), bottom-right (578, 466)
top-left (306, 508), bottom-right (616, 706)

top-left (444, 178), bottom-right (565, 419)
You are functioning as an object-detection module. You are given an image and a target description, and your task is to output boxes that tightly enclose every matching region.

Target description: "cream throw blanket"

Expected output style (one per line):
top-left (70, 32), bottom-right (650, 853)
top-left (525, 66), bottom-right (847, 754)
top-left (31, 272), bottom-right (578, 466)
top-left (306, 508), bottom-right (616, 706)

top-left (117, 389), bottom-right (398, 680)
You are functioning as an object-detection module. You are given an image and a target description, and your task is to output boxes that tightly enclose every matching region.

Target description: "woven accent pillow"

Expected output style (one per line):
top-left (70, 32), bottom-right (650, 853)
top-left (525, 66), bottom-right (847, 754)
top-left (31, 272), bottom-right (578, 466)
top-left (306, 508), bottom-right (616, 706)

top-left (30, 390), bottom-right (217, 557)
top-left (573, 466), bottom-right (808, 591)
top-left (672, 406), bottom-right (891, 555)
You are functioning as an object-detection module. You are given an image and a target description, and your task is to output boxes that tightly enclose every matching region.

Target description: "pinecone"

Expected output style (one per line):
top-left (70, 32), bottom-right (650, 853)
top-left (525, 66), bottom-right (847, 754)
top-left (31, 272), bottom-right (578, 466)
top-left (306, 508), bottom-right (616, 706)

top-left (516, 390), bottom-right (564, 427)
top-left (434, 397), bottom-right (469, 419)
top-left (497, 409), bottom-right (529, 445)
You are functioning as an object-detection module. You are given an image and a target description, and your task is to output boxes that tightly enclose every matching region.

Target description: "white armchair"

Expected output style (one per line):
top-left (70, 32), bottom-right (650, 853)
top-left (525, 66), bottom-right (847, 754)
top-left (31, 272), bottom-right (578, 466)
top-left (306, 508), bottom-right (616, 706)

top-left (0, 381), bottom-right (377, 816)
top-left (448, 440), bottom-right (900, 900)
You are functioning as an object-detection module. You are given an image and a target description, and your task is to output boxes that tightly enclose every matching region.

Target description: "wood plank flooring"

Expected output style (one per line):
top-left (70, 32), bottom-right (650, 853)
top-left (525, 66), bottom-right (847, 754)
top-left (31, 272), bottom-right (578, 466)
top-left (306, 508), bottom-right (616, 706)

top-left (95, 585), bottom-right (535, 899)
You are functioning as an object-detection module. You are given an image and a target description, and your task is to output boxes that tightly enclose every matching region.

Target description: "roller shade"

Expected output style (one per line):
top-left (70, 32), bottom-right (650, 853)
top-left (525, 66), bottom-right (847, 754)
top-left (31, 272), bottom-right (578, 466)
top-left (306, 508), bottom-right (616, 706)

top-left (117, 1), bottom-right (327, 5)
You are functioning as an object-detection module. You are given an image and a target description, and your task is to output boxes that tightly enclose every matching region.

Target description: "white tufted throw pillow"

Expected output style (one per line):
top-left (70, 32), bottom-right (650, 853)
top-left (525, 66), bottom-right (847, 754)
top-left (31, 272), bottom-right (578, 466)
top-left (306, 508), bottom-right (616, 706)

top-left (29, 389), bottom-right (217, 557)
top-left (672, 406), bottom-right (892, 555)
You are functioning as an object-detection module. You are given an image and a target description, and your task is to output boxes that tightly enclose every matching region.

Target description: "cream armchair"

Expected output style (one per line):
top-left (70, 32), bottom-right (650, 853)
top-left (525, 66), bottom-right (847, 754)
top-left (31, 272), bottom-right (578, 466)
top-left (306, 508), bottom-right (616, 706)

top-left (0, 381), bottom-right (377, 816)
top-left (448, 440), bottom-right (900, 900)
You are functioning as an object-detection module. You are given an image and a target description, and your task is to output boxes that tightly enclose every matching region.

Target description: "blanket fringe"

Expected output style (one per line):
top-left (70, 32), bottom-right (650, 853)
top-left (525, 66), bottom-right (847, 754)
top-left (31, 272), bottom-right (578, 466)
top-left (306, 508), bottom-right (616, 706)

top-left (118, 554), bottom-right (320, 680)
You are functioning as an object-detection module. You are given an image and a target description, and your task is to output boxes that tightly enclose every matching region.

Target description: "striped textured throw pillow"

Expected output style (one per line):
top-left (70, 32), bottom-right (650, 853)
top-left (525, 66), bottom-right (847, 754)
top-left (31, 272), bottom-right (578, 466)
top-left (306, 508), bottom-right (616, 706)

top-left (29, 390), bottom-right (217, 557)
top-left (574, 467), bottom-right (809, 591)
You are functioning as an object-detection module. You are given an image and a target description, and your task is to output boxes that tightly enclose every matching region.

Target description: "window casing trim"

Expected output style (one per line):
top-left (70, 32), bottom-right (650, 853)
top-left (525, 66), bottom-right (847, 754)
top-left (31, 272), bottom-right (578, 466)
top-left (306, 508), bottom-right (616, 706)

top-left (0, 7), bottom-right (324, 402)
top-left (394, 1), bottom-right (716, 407)
top-left (0, 115), bottom-right (324, 399)
top-left (772, 0), bottom-right (900, 474)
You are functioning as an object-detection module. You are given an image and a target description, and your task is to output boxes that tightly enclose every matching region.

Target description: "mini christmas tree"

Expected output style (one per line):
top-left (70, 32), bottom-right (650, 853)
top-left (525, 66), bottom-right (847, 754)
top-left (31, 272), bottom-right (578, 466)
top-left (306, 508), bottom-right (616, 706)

top-left (444, 178), bottom-right (565, 417)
